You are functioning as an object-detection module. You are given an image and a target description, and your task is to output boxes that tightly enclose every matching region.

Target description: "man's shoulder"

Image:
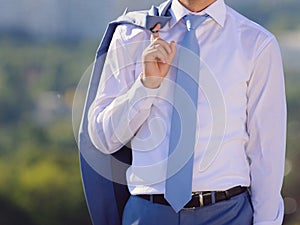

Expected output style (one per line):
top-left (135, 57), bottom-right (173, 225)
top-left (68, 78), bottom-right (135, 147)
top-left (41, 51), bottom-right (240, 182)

top-left (113, 23), bottom-right (149, 43)
top-left (226, 5), bottom-right (274, 41)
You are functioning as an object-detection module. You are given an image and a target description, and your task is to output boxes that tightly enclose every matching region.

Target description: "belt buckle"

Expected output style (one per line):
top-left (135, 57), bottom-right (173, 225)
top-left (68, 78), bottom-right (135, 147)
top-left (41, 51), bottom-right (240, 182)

top-left (183, 192), bottom-right (203, 210)
top-left (196, 192), bottom-right (212, 207)
top-left (184, 192), bottom-right (212, 209)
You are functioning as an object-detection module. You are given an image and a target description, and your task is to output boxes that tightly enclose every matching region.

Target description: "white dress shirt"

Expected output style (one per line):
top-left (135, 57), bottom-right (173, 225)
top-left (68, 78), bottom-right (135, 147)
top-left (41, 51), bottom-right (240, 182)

top-left (88, 0), bottom-right (286, 224)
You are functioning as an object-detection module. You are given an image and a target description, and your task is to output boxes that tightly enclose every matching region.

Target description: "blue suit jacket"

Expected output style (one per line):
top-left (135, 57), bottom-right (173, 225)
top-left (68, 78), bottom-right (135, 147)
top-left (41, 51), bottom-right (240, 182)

top-left (79, 1), bottom-right (172, 225)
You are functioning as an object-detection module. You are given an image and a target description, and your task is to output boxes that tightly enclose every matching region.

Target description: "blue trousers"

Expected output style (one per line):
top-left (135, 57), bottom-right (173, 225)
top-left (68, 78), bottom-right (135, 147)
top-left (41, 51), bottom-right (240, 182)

top-left (122, 191), bottom-right (253, 225)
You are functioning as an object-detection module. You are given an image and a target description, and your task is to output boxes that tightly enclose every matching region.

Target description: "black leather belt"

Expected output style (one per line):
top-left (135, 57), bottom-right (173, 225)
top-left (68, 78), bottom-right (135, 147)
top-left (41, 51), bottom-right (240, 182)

top-left (137, 186), bottom-right (248, 209)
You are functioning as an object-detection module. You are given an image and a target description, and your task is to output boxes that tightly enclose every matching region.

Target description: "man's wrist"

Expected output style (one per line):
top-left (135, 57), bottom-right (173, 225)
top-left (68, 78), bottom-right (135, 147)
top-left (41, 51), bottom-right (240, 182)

top-left (140, 74), bottom-right (163, 89)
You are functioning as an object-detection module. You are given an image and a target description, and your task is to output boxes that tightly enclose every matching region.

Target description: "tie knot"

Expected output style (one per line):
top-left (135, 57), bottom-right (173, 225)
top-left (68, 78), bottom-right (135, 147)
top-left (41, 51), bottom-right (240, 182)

top-left (184, 14), bottom-right (208, 31)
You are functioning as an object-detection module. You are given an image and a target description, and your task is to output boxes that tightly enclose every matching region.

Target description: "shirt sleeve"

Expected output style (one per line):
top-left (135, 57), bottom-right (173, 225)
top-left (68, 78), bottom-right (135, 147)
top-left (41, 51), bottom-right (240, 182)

top-left (246, 36), bottom-right (287, 225)
top-left (88, 25), bottom-right (160, 154)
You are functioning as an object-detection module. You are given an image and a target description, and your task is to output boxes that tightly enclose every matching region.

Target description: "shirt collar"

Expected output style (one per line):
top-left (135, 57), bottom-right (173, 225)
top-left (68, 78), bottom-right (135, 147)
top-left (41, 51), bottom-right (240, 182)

top-left (169, 0), bottom-right (226, 28)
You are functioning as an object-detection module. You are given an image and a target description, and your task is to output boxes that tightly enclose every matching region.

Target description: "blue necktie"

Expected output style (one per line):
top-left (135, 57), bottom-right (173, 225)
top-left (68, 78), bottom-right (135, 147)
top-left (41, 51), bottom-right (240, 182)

top-left (165, 14), bottom-right (208, 212)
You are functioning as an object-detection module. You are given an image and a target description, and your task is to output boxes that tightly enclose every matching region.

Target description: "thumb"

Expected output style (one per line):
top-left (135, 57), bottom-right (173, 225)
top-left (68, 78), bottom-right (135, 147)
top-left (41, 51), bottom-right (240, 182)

top-left (151, 23), bottom-right (161, 41)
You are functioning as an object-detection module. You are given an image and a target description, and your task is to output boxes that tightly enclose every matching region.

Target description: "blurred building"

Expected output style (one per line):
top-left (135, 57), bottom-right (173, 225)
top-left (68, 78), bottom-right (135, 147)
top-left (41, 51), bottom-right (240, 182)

top-left (2, 0), bottom-right (284, 40)
top-left (0, 0), bottom-right (116, 40)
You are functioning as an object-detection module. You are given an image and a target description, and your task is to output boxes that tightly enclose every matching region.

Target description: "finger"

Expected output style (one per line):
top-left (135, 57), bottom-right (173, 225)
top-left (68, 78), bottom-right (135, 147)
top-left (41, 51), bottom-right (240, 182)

top-left (155, 45), bottom-right (169, 62)
top-left (170, 41), bottom-right (177, 57)
top-left (151, 23), bottom-right (161, 40)
top-left (152, 41), bottom-right (176, 64)
top-left (151, 39), bottom-right (172, 55)
top-left (166, 41), bottom-right (176, 64)
top-left (146, 48), bottom-right (168, 64)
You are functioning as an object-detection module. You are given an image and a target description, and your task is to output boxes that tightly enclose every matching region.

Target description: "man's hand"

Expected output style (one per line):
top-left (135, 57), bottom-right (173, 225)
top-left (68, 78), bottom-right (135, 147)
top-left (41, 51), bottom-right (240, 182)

top-left (141, 24), bottom-right (176, 89)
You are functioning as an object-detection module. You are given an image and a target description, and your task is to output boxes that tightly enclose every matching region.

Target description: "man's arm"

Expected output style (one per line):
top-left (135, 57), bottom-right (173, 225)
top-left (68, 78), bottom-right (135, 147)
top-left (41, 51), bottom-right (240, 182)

top-left (246, 35), bottom-right (287, 225)
top-left (88, 25), bottom-right (176, 154)
top-left (88, 25), bottom-right (158, 154)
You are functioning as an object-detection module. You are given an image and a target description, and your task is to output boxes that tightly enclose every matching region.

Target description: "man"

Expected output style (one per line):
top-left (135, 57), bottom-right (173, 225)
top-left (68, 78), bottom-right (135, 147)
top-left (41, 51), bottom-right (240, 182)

top-left (88, 0), bottom-right (286, 224)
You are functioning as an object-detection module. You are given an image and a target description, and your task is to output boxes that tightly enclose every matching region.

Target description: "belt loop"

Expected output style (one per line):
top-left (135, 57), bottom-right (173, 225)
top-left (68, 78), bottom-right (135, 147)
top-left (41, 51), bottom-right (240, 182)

top-left (211, 191), bottom-right (216, 204)
top-left (199, 192), bottom-right (204, 207)
top-left (224, 190), bottom-right (230, 200)
top-left (150, 195), bottom-right (153, 203)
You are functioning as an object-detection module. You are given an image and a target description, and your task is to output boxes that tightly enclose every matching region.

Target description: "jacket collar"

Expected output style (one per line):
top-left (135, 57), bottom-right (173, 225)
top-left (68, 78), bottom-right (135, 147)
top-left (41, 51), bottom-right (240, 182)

top-left (158, 0), bottom-right (173, 16)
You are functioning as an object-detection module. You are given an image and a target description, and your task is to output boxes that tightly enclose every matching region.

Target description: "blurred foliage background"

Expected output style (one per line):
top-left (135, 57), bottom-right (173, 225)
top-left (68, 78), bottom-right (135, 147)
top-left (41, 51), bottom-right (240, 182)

top-left (0, 0), bottom-right (299, 224)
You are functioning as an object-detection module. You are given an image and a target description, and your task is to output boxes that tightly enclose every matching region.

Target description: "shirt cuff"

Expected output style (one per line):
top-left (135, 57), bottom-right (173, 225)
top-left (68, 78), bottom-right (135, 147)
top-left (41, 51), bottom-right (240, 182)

top-left (254, 222), bottom-right (281, 225)
top-left (127, 77), bottom-right (160, 112)
top-left (252, 198), bottom-right (284, 225)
